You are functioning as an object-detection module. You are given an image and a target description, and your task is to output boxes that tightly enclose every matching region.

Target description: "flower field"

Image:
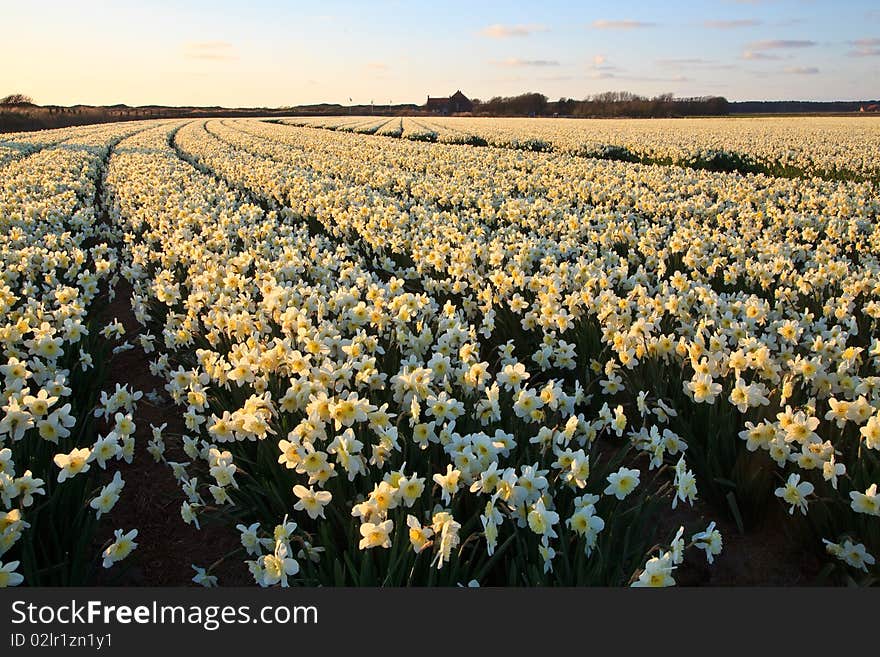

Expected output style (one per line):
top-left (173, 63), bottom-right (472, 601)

top-left (1, 116), bottom-right (879, 587)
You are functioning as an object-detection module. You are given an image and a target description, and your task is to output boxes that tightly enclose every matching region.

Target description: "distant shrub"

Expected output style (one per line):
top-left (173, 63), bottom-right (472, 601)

top-left (686, 149), bottom-right (758, 174)
top-left (1, 93), bottom-right (34, 105)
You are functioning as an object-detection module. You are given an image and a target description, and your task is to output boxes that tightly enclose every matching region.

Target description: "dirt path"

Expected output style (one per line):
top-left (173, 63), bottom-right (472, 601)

top-left (85, 134), bottom-right (248, 586)
top-left (93, 279), bottom-right (249, 586)
top-left (673, 506), bottom-right (821, 586)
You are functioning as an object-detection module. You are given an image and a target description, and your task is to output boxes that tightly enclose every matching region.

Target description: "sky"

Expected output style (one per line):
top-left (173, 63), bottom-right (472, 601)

top-left (1, 0), bottom-right (878, 107)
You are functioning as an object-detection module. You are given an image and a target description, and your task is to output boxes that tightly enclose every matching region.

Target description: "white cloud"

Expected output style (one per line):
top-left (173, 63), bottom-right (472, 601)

top-left (493, 58), bottom-right (560, 67)
top-left (656, 58), bottom-right (713, 66)
top-left (784, 66), bottom-right (819, 75)
top-left (741, 50), bottom-right (784, 60)
top-left (591, 19), bottom-right (656, 30)
top-left (703, 19), bottom-right (761, 29)
top-left (747, 39), bottom-right (816, 50)
top-left (589, 54), bottom-right (619, 72)
top-left (480, 24), bottom-right (548, 38)
top-left (847, 38), bottom-right (880, 57)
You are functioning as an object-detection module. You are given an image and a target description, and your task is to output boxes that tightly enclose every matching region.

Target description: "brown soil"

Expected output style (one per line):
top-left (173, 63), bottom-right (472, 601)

top-left (92, 279), bottom-right (249, 586)
top-left (650, 492), bottom-right (821, 586)
top-left (595, 438), bottom-right (819, 586)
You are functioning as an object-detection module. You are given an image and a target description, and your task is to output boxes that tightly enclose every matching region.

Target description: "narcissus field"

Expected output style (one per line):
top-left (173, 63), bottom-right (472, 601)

top-left (1, 116), bottom-right (879, 588)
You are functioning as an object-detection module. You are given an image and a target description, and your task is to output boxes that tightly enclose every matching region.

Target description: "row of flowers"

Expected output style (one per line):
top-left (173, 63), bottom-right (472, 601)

top-left (169, 119), bottom-right (879, 582)
top-left (88, 120), bottom-right (725, 587)
top-left (291, 114), bottom-right (880, 182)
top-left (4, 113), bottom-right (877, 586)
top-left (0, 122), bottom-right (148, 586)
top-left (97, 116), bottom-right (879, 585)
top-left (0, 123), bottom-right (113, 168)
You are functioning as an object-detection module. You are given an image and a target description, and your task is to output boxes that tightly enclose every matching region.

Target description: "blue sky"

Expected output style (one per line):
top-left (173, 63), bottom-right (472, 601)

top-left (1, 0), bottom-right (878, 106)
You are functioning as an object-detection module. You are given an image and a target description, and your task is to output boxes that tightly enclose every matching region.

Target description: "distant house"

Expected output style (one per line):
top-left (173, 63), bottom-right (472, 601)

top-left (860, 103), bottom-right (880, 113)
top-left (426, 90), bottom-right (473, 115)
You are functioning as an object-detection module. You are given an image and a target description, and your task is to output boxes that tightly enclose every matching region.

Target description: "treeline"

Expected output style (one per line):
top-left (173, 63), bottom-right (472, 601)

top-left (471, 91), bottom-right (730, 118)
top-left (729, 100), bottom-right (878, 114)
top-left (0, 102), bottom-right (305, 133)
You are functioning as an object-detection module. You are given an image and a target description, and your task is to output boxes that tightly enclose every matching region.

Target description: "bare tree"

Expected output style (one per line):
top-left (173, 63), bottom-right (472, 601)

top-left (1, 93), bottom-right (34, 105)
